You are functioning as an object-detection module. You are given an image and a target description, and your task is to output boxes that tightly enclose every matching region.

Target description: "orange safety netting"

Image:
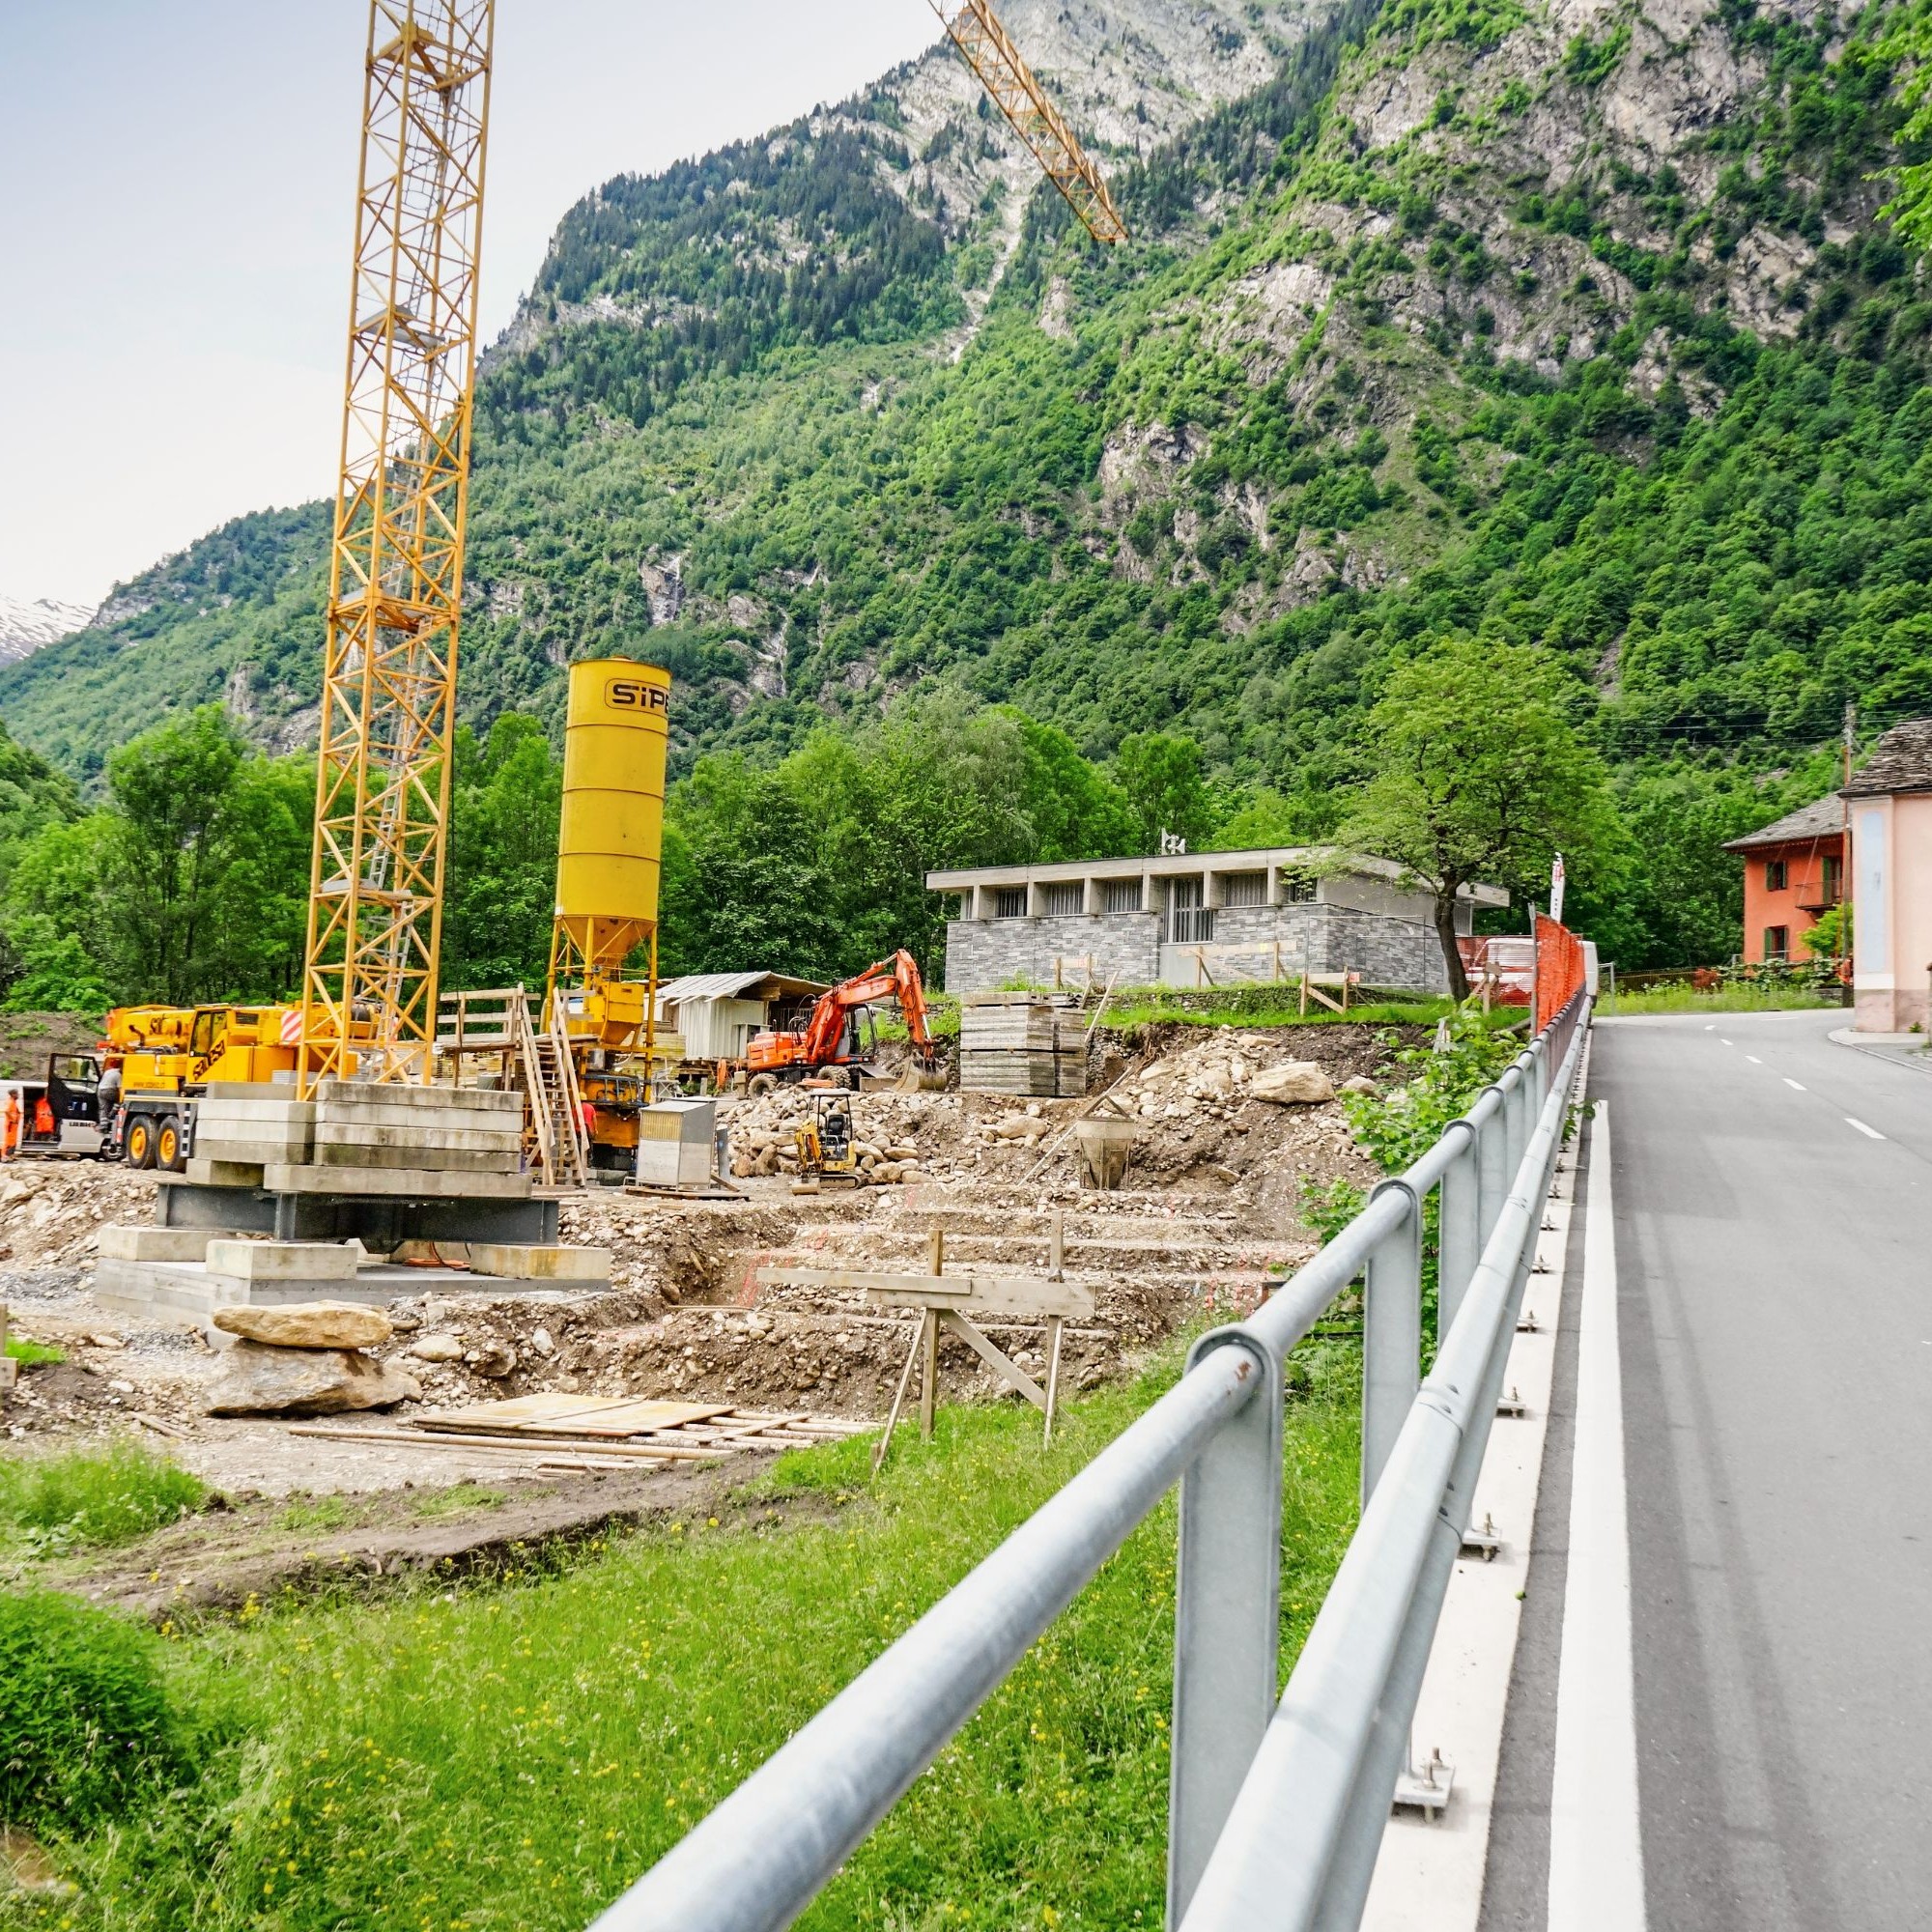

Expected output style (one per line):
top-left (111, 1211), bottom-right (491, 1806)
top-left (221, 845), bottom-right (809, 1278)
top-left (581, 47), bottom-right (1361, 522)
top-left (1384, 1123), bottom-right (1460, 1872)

top-left (1533, 913), bottom-right (1588, 1027)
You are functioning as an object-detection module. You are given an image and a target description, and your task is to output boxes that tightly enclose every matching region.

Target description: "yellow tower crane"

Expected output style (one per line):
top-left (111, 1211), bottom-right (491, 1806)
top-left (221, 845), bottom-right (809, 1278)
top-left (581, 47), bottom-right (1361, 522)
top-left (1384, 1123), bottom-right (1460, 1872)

top-left (298, 1), bottom-right (496, 1092)
top-left (297, 0), bottom-right (1111, 1097)
top-left (930, 0), bottom-right (1128, 245)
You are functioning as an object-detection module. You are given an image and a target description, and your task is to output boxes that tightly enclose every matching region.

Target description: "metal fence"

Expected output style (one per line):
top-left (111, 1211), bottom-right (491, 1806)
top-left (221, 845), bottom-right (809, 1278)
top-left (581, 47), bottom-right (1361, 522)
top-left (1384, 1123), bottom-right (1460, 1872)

top-left (592, 994), bottom-right (1590, 1932)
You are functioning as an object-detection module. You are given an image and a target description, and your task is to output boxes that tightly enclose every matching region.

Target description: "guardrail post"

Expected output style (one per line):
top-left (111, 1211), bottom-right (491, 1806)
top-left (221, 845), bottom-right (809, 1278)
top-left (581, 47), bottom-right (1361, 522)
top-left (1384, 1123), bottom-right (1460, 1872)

top-left (1436, 1122), bottom-right (1480, 1342)
top-left (1474, 1089), bottom-right (1507, 1258)
top-left (1361, 1179), bottom-right (1421, 1506)
top-left (1168, 1326), bottom-right (1283, 1928)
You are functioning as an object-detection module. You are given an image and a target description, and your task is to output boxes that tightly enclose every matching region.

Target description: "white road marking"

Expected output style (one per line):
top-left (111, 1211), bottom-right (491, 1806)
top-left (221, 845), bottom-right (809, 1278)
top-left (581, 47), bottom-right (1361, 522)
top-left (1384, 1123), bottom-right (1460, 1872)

top-left (1720, 1037), bottom-right (1734, 1046)
top-left (1845, 1117), bottom-right (1887, 1140)
top-left (1747, 1056), bottom-right (1762, 1065)
top-left (1548, 1099), bottom-right (1646, 1932)
top-left (1784, 1078), bottom-right (1806, 1093)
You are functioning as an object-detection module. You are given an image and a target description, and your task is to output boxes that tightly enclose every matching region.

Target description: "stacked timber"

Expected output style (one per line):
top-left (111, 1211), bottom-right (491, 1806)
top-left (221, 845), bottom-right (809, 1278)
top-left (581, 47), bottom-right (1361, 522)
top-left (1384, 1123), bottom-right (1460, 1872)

top-left (958, 995), bottom-right (1089, 1098)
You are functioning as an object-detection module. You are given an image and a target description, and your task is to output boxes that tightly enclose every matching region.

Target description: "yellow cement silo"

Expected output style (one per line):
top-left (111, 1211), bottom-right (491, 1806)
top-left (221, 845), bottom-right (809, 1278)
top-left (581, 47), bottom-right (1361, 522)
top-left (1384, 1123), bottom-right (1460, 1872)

top-left (552, 658), bottom-right (670, 986)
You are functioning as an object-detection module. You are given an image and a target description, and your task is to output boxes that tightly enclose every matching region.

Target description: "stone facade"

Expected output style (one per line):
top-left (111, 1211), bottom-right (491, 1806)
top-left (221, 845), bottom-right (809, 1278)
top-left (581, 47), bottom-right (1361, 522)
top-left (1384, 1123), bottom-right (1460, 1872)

top-left (942, 901), bottom-right (1451, 995)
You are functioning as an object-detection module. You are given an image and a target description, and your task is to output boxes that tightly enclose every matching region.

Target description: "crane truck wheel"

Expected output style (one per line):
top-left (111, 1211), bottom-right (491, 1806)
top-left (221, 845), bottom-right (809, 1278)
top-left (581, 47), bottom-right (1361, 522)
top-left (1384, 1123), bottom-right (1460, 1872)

top-left (747, 1073), bottom-right (778, 1098)
top-left (156, 1119), bottom-right (185, 1172)
top-left (125, 1115), bottom-right (157, 1169)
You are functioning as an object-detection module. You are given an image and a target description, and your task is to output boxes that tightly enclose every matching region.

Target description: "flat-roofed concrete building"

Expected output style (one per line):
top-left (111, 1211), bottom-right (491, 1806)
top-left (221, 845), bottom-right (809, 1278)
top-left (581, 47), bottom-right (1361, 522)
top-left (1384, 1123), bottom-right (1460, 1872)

top-left (926, 846), bottom-right (1508, 994)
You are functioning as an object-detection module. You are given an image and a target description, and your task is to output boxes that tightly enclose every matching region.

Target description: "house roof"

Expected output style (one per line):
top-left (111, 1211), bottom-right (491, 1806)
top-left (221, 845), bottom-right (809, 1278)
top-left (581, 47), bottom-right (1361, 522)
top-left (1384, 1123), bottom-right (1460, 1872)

top-left (655, 971), bottom-right (827, 1004)
top-left (1721, 795), bottom-right (1845, 853)
top-left (1841, 717), bottom-right (1932, 798)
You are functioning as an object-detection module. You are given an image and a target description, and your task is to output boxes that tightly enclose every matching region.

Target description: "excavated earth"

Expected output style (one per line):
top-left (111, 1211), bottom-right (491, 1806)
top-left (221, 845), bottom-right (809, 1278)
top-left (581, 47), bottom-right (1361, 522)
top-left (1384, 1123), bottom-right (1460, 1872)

top-left (1, 1022), bottom-right (1407, 1608)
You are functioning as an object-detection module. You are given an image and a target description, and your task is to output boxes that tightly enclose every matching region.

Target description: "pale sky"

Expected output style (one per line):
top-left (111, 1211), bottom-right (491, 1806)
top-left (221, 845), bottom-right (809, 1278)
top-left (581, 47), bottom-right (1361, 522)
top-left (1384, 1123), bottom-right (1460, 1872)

top-left (0, 0), bottom-right (939, 611)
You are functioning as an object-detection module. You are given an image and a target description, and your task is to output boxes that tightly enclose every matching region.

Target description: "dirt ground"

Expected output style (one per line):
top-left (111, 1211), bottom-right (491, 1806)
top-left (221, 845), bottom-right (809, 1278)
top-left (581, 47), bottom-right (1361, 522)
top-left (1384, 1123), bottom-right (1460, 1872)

top-left (0, 1009), bottom-right (101, 1084)
top-left (2, 1020), bottom-right (1406, 1578)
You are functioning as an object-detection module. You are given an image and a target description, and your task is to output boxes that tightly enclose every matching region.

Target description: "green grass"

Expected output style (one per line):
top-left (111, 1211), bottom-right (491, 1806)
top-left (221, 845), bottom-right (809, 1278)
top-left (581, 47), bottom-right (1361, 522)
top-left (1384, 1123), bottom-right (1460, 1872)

top-left (25, 1346), bottom-right (1361, 1930)
top-left (408, 1483), bottom-right (506, 1520)
top-left (1598, 983), bottom-right (1842, 1016)
top-left (0, 1439), bottom-right (209, 1554)
top-left (4, 1334), bottom-right (66, 1367)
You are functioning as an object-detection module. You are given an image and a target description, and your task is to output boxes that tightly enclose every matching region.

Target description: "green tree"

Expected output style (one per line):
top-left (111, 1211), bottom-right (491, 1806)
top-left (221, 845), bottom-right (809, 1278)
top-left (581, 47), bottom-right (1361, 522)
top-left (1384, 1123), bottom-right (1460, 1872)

top-left (1339, 640), bottom-right (1624, 998)
top-left (1114, 731), bottom-right (1217, 855)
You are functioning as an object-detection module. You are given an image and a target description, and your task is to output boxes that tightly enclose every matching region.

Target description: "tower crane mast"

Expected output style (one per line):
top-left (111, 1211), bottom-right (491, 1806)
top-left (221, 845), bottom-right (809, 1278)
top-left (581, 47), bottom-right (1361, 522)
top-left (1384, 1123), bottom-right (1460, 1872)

top-left (930, 0), bottom-right (1128, 244)
top-left (298, 0), bottom-right (496, 1093)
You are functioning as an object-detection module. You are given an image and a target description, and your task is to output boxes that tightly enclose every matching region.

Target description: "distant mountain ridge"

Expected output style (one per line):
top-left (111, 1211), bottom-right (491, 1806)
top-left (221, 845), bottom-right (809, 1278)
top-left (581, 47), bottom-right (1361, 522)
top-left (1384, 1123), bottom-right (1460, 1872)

top-left (0, 594), bottom-right (94, 667)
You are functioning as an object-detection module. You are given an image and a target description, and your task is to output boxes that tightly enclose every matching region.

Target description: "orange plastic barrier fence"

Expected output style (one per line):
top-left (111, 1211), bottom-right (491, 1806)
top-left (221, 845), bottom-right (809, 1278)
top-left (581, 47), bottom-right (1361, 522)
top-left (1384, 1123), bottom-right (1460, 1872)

top-left (1533, 913), bottom-right (1587, 1028)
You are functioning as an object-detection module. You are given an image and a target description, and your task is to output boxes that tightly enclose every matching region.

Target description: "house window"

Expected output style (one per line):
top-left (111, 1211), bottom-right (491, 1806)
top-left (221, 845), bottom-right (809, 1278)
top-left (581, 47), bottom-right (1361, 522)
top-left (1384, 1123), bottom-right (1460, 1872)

top-left (1764, 859), bottom-right (1787, 892)
top-left (1281, 870), bottom-right (1317, 905)
top-left (1763, 925), bottom-right (1790, 961)
top-left (1101, 879), bottom-right (1143, 914)
top-left (1170, 876), bottom-right (1214, 944)
top-left (1222, 871), bottom-right (1268, 907)
top-left (1042, 882), bottom-right (1084, 917)
top-left (1822, 854), bottom-right (1843, 903)
top-left (993, 887), bottom-right (1028, 919)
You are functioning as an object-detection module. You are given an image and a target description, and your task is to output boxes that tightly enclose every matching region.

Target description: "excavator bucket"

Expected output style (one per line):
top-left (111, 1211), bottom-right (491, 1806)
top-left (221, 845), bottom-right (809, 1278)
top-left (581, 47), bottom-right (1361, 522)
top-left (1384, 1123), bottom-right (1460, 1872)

top-left (895, 1060), bottom-right (949, 1094)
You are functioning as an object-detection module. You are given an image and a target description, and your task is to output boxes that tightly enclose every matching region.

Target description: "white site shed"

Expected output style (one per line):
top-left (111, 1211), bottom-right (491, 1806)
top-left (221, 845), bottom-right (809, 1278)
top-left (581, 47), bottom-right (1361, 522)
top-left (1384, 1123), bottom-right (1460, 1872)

top-left (654, 971), bottom-right (828, 1063)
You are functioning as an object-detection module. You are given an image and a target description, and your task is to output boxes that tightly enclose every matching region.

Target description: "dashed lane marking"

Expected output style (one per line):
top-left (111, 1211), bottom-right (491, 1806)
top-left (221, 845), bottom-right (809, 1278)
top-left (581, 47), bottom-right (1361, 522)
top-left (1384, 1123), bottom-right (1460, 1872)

top-left (1784, 1078), bottom-right (1806, 1092)
top-left (1846, 1117), bottom-right (1887, 1140)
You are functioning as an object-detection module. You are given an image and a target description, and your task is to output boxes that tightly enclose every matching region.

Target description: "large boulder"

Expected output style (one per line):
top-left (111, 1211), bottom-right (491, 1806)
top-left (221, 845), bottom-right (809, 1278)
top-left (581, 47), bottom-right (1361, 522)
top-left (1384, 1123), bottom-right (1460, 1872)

top-left (1250, 1062), bottom-right (1337, 1106)
top-left (212, 1301), bottom-right (392, 1350)
top-left (204, 1340), bottom-right (418, 1416)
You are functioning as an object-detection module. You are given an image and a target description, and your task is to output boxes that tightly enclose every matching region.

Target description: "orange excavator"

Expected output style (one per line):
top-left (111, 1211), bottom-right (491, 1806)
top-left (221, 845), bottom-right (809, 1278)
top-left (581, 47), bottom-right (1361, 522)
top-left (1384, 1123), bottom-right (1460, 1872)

top-left (744, 951), bottom-right (946, 1094)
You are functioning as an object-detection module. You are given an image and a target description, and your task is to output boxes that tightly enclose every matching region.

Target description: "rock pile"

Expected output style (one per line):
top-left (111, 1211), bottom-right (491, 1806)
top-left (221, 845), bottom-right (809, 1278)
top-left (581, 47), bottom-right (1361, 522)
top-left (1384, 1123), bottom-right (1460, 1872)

top-left (205, 1301), bottom-right (418, 1416)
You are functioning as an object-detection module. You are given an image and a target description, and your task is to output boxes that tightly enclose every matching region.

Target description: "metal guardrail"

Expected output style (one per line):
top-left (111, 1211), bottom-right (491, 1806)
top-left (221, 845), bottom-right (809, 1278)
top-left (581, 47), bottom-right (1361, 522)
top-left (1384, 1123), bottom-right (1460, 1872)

top-left (592, 994), bottom-right (1591, 1932)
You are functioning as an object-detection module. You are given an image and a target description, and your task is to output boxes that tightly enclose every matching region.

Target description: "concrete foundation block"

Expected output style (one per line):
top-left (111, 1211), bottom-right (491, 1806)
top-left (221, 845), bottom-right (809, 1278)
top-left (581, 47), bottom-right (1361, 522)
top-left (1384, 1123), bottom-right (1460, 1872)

top-left (194, 1135), bottom-right (316, 1166)
top-left (259, 1163), bottom-right (532, 1200)
top-left (314, 1079), bottom-right (522, 1115)
top-left (461, 1242), bottom-right (611, 1282)
top-left (315, 1121), bottom-right (524, 1154)
top-left (96, 1225), bottom-right (219, 1264)
top-left (185, 1157), bottom-right (268, 1189)
top-left (311, 1144), bottom-right (520, 1175)
top-left (205, 1239), bottom-right (360, 1283)
top-left (311, 1102), bottom-right (524, 1136)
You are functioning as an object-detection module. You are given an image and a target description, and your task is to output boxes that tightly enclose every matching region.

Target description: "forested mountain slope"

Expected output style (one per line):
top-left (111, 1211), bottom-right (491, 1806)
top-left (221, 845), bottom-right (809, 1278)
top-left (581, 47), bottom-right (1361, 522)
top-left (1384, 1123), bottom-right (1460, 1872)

top-left (3, 0), bottom-right (1929, 965)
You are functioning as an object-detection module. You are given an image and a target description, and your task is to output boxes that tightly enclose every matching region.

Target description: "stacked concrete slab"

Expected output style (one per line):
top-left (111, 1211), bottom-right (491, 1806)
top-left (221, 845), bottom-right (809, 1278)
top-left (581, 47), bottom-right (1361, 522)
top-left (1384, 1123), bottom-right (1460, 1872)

top-left (958, 995), bottom-right (1090, 1097)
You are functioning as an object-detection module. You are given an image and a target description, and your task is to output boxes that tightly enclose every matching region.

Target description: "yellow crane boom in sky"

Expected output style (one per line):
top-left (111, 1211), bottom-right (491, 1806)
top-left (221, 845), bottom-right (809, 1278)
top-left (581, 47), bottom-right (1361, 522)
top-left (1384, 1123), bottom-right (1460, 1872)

top-left (932, 0), bottom-right (1128, 244)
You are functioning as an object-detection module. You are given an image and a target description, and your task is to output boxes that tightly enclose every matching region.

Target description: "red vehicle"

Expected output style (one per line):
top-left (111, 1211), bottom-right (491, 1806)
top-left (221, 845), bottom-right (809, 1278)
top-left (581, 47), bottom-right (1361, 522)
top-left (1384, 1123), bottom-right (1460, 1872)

top-left (744, 951), bottom-right (944, 1094)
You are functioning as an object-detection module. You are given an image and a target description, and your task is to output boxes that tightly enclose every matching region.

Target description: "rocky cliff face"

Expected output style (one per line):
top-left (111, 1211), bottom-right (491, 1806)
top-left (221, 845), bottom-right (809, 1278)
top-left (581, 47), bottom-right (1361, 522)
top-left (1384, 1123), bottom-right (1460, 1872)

top-left (0, 595), bottom-right (94, 667)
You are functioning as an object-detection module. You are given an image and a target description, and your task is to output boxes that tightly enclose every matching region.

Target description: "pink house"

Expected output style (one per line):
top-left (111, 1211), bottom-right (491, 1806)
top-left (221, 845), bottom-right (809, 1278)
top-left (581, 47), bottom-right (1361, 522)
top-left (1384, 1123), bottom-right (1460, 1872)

top-left (1844, 718), bottom-right (1932, 1034)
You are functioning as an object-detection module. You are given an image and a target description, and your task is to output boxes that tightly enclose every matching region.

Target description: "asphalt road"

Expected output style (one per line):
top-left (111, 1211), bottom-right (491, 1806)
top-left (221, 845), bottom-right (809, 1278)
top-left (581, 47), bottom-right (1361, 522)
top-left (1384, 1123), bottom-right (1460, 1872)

top-left (1488, 1010), bottom-right (1932, 1930)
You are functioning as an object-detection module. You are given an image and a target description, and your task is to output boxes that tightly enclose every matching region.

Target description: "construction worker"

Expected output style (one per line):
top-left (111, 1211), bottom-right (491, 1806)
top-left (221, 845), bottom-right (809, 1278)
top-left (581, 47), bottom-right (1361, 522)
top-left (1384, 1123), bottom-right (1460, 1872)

top-left (2, 1087), bottom-right (19, 1161)
top-left (33, 1094), bottom-right (56, 1143)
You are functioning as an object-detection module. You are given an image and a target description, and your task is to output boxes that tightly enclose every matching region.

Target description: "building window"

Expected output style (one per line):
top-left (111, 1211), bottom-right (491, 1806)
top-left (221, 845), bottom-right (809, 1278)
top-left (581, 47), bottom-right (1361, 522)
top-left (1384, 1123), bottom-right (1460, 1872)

top-left (1221, 871), bottom-right (1267, 907)
top-left (1042, 882), bottom-right (1084, 917)
top-left (1764, 924), bottom-right (1790, 961)
top-left (1101, 879), bottom-right (1143, 914)
top-left (1281, 870), bottom-right (1317, 904)
top-left (1764, 859), bottom-right (1787, 892)
top-left (1822, 854), bottom-right (1843, 903)
top-left (1169, 877), bottom-right (1214, 944)
top-left (993, 887), bottom-right (1028, 919)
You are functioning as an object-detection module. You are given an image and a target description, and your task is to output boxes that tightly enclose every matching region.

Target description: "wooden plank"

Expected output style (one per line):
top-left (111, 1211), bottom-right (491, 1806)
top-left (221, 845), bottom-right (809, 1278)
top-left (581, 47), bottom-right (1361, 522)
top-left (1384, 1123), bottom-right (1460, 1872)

top-left (415, 1392), bottom-right (638, 1425)
top-left (423, 1399), bottom-right (732, 1439)
top-left (940, 1309), bottom-right (1045, 1411)
top-left (753, 1264), bottom-right (1094, 1320)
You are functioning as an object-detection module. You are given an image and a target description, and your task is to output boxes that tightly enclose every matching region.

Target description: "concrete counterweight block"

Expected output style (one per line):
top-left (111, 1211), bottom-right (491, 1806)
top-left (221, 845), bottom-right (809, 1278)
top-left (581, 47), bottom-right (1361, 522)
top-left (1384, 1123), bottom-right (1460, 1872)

top-left (203, 1239), bottom-right (361, 1284)
top-left (97, 1225), bottom-right (218, 1264)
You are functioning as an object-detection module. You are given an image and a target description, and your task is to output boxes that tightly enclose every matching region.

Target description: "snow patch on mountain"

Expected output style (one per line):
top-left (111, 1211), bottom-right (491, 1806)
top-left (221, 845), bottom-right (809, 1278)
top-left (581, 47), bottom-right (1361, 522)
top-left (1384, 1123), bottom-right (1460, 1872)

top-left (0, 594), bottom-right (95, 666)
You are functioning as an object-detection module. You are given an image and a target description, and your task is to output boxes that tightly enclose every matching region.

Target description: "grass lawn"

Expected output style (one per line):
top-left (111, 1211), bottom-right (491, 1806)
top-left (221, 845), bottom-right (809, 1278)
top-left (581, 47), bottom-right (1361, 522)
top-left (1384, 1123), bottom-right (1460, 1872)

top-left (1598, 983), bottom-right (1843, 1017)
top-left (9, 1348), bottom-right (1361, 1931)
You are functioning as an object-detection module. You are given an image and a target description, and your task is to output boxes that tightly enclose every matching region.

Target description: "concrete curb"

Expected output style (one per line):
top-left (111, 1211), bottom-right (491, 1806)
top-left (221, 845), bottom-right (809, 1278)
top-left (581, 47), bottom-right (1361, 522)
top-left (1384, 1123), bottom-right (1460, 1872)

top-left (1828, 1026), bottom-right (1932, 1075)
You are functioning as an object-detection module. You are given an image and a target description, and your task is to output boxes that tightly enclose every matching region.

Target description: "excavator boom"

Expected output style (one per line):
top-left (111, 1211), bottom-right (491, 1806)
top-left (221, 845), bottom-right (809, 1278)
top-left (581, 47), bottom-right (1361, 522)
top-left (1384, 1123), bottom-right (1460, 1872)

top-left (930, 0), bottom-right (1127, 245)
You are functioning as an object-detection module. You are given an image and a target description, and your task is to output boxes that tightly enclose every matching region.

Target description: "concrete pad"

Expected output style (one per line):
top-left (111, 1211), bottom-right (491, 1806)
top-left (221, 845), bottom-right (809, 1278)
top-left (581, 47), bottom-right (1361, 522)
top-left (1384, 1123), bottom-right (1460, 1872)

top-left (185, 1157), bottom-right (268, 1188)
top-left (205, 1239), bottom-right (360, 1283)
top-left (194, 1135), bottom-right (315, 1166)
top-left (96, 1224), bottom-right (218, 1263)
top-left (309, 1103), bottom-right (524, 1135)
top-left (315, 1079), bottom-right (522, 1114)
top-left (260, 1163), bottom-right (532, 1200)
top-left (396, 1240), bottom-right (611, 1282)
top-left (311, 1145), bottom-right (520, 1174)
top-left (316, 1121), bottom-right (523, 1153)
top-left (192, 1097), bottom-right (316, 1126)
